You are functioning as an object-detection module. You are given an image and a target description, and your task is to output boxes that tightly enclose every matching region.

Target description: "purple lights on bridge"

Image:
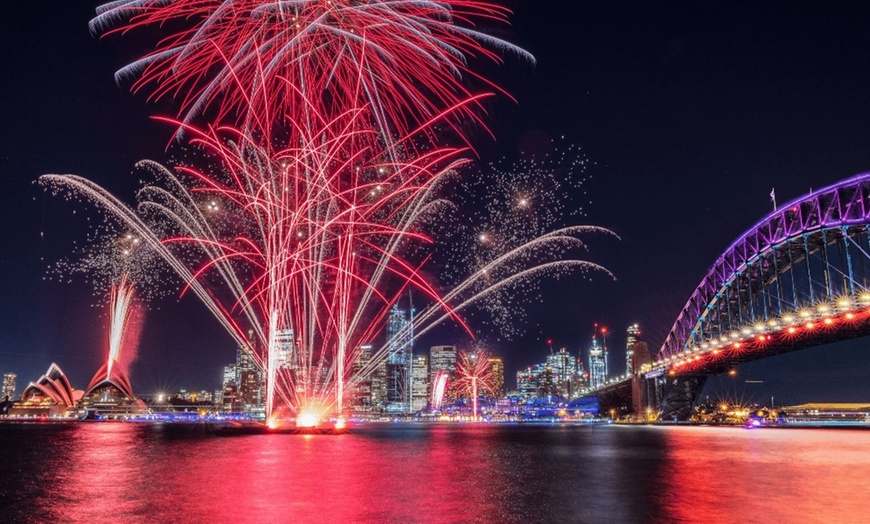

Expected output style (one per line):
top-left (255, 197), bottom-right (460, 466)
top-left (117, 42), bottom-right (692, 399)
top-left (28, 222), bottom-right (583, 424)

top-left (660, 173), bottom-right (870, 363)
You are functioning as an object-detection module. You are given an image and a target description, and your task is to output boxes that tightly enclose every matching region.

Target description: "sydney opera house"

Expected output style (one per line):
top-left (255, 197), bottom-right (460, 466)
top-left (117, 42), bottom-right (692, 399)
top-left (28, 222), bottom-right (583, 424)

top-left (6, 362), bottom-right (146, 419)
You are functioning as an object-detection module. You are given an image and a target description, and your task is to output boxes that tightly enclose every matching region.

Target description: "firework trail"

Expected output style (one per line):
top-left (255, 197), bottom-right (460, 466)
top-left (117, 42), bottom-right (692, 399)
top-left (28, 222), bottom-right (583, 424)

top-left (46, 222), bottom-right (161, 385)
top-left (41, 129), bottom-right (614, 420)
top-left (435, 140), bottom-right (615, 339)
top-left (431, 371), bottom-right (450, 410)
top-left (106, 273), bottom-right (139, 379)
top-left (455, 349), bottom-right (495, 419)
top-left (40, 1), bottom-right (616, 425)
top-left (41, 105), bottom-right (475, 418)
top-left (90, 0), bottom-right (533, 142)
top-left (48, 225), bottom-right (169, 302)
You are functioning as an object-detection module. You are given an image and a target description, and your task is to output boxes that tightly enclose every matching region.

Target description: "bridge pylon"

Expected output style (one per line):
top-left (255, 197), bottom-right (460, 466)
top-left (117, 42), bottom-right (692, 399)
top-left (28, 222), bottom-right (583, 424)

top-left (658, 374), bottom-right (707, 422)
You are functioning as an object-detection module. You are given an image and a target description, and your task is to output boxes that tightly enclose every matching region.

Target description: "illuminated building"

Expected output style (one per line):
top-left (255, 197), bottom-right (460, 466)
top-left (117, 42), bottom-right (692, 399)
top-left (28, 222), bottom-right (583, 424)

top-left (237, 332), bottom-right (264, 411)
top-left (535, 366), bottom-right (558, 399)
top-left (576, 361), bottom-right (588, 389)
top-left (239, 369), bottom-right (262, 411)
top-left (428, 345), bottom-right (457, 387)
top-left (588, 336), bottom-right (606, 389)
top-left (385, 303), bottom-right (413, 413)
top-left (80, 363), bottom-right (148, 417)
top-left (222, 383), bottom-right (239, 412)
top-left (351, 345), bottom-right (374, 411)
top-left (16, 364), bottom-right (80, 417)
top-left (77, 358), bottom-right (148, 417)
top-left (274, 328), bottom-right (307, 395)
top-left (516, 368), bottom-right (537, 400)
top-left (2, 372), bottom-right (16, 401)
top-left (547, 347), bottom-right (577, 398)
top-left (370, 360), bottom-right (387, 412)
top-left (411, 355), bottom-right (429, 412)
top-left (625, 324), bottom-right (640, 374)
top-left (487, 357), bottom-right (505, 398)
top-left (222, 364), bottom-right (236, 390)
top-left (222, 364), bottom-right (238, 412)
top-left (274, 328), bottom-right (295, 370)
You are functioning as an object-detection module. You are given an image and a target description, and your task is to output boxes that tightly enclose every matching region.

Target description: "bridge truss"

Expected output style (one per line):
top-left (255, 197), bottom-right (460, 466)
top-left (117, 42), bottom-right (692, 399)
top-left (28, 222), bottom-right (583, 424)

top-left (589, 174), bottom-right (870, 420)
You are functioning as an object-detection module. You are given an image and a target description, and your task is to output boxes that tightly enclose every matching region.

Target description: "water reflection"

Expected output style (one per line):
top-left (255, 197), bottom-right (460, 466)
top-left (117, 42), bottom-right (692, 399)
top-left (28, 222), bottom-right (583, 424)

top-left (2, 423), bottom-right (870, 523)
top-left (655, 426), bottom-right (870, 522)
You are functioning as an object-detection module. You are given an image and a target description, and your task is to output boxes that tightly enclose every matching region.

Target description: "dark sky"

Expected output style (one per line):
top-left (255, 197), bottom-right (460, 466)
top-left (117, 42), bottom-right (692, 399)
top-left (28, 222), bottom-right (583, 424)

top-left (2, 2), bottom-right (870, 404)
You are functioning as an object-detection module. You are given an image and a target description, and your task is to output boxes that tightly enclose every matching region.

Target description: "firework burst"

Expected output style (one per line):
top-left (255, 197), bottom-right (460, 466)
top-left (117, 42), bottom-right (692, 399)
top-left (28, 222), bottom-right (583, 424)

top-left (90, 0), bottom-right (533, 142)
top-left (48, 224), bottom-right (170, 303)
top-left (41, 105), bottom-right (475, 418)
top-left (455, 349), bottom-right (495, 419)
top-left (40, 1), bottom-right (616, 425)
top-left (436, 139), bottom-right (615, 339)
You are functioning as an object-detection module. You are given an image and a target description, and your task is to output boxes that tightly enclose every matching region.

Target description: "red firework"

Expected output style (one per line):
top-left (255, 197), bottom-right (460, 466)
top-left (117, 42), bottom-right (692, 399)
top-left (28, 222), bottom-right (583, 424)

top-left (91, 0), bottom-right (532, 141)
top-left (455, 349), bottom-right (495, 418)
top-left (137, 107), bottom-right (474, 415)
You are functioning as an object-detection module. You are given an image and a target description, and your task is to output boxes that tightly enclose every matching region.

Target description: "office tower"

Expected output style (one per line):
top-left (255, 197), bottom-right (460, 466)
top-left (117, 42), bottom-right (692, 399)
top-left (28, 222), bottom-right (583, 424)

top-left (411, 354), bottom-right (429, 412)
top-left (237, 332), bottom-right (263, 410)
top-left (385, 303), bottom-right (413, 413)
top-left (370, 361), bottom-right (387, 412)
top-left (547, 347), bottom-right (577, 398)
top-left (274, 328), bottom-right (295, 370)
top-left (625, 323), bottom-right (640, 375)
top-left (221, 363), bottom-right (238, 411)
top-left (516, 368), bottom-right (537, 400)
top-left (588, 336), bottom-right (606, 389)
top-left (535, 365), bottom-right (558, 399)
top-left (2, 372), bottom-right (16, 401)
top-left (351, 345), bottom-right (374, 411)
top-left (487, 357), bottom-right (505, 398)
top-left (428, 345), bottom-right (457, 386)
top-left (222, 364), bottom-right (237, 390)
top-left (274, 327), bottom-right (310, 395)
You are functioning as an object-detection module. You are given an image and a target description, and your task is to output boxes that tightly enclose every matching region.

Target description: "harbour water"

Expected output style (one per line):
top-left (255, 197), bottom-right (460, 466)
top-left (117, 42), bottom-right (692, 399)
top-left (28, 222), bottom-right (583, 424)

top-left (2, 422), bottom-right (869, 523)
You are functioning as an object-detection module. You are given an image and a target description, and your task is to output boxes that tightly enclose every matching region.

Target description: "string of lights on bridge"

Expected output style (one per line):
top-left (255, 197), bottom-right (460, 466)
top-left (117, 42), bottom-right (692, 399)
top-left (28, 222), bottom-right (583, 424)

top-left (653, 292), bottom-right (870, 376)
top-left (582, 292), bottom-right (870, 395)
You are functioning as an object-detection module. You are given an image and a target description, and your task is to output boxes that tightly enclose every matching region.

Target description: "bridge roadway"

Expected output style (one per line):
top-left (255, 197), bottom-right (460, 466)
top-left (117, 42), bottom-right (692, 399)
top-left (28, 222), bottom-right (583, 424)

top-left (587, 173), bottom-right (870, 420)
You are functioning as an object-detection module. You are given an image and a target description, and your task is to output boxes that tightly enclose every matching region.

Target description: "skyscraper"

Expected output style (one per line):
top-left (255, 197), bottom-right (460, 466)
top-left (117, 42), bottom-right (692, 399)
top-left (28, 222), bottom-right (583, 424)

top-left (275, 328), bottom-right (309, 395)
top-left (351, 345), bottom-right (374, 411)
top-left (222, 364), bottom-right (238, 412)
top-left (547, 347), bottom-right (578, 398)
top-left (370, 361), bottom-right (387, 412)
top-left (237, 331), bottom-right (263, 411)
top-left (516, 368), bottom-right (537, 400)
top-left (385, 303), bottom-right (413, 413)
top-left (588, 336), bottom-right (606, 389)
top-left (2, 372), bottom-right (16, 401)
top-left (411, 355), bottom-right (429, 412)
top-left (625, 323), bottom-right (640, 375)
top-left (487, 357), bottom-right (505, 398)
top-left (274, 328), bottom-right (295, 369)
top-left (222, 364), bottom-right (236, 390)
top-left (428, 345), bottom-right (457, 387)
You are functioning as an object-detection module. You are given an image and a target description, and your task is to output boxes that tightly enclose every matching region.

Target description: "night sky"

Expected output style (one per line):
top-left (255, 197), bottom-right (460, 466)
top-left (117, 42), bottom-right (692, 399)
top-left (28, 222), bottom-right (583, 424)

top-left (3, 2), bottom-right (870, 404)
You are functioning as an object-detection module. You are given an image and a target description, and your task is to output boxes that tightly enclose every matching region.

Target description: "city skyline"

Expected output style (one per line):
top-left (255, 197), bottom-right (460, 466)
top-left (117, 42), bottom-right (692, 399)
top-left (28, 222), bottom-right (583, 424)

top-left (3, 3), bottom-right (870, 404)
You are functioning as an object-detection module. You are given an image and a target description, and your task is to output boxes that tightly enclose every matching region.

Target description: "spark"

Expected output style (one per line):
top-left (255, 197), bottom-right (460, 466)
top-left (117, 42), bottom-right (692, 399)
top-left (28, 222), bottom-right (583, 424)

top-left (40, 1), bottom-right (615, 425)
top-left (90, 0), bottom-right (534, 144)
top-left (455, 349), bottom-right (496, 419)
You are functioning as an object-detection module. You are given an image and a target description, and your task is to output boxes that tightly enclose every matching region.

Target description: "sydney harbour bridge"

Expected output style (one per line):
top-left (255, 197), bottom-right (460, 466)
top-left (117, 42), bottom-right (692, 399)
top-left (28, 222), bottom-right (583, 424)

top-left (591, 173), bottom-right (870, 421)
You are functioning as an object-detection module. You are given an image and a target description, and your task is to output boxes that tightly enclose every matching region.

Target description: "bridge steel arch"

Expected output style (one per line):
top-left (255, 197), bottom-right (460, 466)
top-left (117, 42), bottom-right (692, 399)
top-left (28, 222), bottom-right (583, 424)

top-left (653, 173), bottom-right (870, 419)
